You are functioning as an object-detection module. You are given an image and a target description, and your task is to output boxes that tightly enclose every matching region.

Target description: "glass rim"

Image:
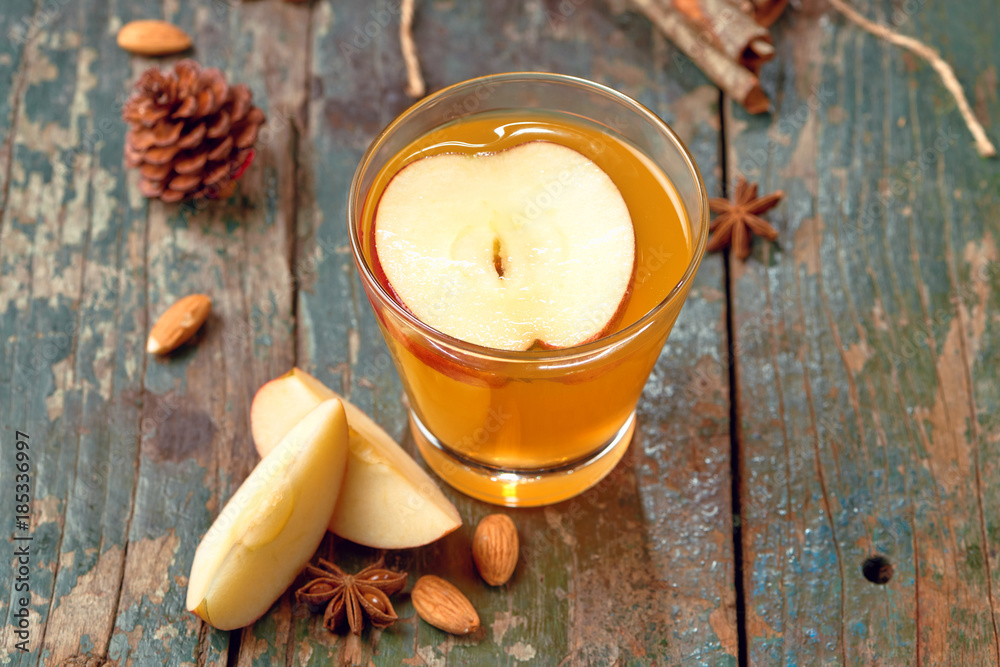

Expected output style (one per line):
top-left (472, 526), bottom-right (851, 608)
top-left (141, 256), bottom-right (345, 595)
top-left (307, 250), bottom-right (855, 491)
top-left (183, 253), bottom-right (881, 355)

top-left (348, 71), bottom-right (710, 363)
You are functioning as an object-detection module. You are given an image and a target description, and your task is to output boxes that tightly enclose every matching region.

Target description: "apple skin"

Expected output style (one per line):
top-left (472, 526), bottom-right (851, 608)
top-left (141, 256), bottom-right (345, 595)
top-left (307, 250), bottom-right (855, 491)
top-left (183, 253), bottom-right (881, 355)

top-left (186, 399), bottom-right (349, 631)
top-left (374, 303), bottom-right (510, 385)
top-left (529, 275), bottom-right (635, 350)
top-left (250, 368), bottom-right (462, 549)
top-left (362, 258), bottom-right (510, 389)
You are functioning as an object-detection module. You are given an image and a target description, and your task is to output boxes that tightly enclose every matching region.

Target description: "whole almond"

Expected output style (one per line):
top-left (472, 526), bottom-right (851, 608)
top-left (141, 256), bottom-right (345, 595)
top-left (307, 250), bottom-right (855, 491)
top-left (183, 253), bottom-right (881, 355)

top-left (117, 20), bottom-right (192, 56)
top-left (410, 575), bottom-right (479, 635)
top-left (147, 294), bottom-right (211, 355)
top-left (472, 514), bottom-right (518, 586)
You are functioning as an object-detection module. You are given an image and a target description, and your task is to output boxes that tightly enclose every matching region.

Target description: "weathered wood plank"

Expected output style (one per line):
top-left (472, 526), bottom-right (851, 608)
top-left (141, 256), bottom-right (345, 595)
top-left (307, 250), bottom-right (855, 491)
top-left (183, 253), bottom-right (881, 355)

top-left (0, 10), bottom-right (39, 656)
top-left (0, 0), bottom-right (141, 663)
top-left (0, 0), bottom-right (40, 218)
top-left (32, 0), bottom-right (150, 663)
top-left (0, 0), bottom-right (302, 664)
top-left (3, 1), bottom-right (733, 664)
top-left (102, 0), bottom-right (307, 664)
top-left (283, 1), bottom-right (736, 664)
top-left (727, 0), bottom-right (1000, 663)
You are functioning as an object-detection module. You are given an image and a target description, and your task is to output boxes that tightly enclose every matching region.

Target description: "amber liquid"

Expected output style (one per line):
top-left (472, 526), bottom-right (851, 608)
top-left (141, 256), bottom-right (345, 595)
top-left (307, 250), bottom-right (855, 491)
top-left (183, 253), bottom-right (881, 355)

top-left (358, 110), bottom-right (693, 502)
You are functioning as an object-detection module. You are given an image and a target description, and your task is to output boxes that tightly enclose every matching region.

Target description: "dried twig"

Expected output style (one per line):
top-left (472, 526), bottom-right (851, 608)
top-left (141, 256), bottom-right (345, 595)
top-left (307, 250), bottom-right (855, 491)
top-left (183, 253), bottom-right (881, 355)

top-left (828, 0), bottom-right (996, 158)
top-left (400, 0), bottom-right (425, 98)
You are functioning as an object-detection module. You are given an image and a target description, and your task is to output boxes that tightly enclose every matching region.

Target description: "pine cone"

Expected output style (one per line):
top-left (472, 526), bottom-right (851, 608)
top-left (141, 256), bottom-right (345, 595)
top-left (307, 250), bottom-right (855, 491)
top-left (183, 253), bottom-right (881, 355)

top-left (122, 59), bottom-right (265, 203)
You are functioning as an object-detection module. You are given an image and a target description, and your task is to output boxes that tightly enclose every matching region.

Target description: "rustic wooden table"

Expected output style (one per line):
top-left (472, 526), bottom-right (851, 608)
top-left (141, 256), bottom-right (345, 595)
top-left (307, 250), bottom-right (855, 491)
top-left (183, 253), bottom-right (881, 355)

top-left (2, 0), bottom-right (998, 664)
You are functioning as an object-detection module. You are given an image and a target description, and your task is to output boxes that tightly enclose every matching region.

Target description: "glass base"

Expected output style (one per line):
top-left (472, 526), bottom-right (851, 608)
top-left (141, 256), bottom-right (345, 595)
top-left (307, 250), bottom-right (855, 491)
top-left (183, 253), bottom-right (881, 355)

top-left (411, 410), bottom-right (636, 507)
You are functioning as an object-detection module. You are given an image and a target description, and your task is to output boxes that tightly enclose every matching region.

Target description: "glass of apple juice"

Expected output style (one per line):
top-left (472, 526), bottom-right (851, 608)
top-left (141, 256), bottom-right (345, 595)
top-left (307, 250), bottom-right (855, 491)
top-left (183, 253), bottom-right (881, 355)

top-left (348, 72), bottom-right (709, 506)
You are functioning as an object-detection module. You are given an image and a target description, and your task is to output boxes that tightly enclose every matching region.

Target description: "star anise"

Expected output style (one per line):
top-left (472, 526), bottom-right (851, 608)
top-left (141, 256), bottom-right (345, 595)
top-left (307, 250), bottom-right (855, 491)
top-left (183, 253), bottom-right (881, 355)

top-left (707, 177), bottom-right (784, 260)
top-left (295, 558), bottom-right (408, 635)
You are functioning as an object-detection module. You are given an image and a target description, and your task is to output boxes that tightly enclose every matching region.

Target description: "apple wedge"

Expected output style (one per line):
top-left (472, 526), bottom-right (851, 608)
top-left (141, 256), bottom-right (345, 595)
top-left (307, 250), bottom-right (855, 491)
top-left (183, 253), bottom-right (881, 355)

top-left (186, 399), bottom-right (349, 631)
top-left (373, 140), bottom-right (636, 351)
top-left (250, 368), bottom-right (462, 549)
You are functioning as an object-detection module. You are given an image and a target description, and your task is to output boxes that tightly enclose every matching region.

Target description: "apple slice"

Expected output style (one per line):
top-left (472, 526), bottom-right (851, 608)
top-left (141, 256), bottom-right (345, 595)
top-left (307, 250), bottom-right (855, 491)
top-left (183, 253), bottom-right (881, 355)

top-left (250, 368), bottom-right (462, 549)
top-left (186, 399), bottom-right (349, 630)
top-left (373, 140), bottom-right (636, 351)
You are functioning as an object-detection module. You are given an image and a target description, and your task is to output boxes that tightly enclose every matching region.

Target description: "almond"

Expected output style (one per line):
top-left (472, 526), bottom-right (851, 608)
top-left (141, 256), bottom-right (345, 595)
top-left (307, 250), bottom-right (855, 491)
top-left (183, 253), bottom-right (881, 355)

top-left (410, 575), bottom-right (479, 635)
top-left (472, 514), bottom-right (518, 586)
top-left (117, 20), bottom-right (192, 56)
top-left (147, 294), bottom-right (212, 355)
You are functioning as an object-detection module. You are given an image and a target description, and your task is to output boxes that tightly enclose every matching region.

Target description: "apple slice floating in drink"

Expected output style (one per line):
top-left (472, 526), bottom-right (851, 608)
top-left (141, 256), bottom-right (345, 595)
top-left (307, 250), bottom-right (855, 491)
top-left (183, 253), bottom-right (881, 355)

top-left (373, 141), bottom-right (636, 351)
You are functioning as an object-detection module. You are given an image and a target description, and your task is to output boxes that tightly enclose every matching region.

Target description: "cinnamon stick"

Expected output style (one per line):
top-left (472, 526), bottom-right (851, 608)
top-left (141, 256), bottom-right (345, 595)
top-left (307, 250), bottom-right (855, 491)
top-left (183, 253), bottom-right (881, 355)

top-left (720, 0), bottom-right (789, 27)
top-left (666, 0), bottom-right (775, 71)
top-left (747, 0), bottom-right (790, 27)
top-left (632, 0), bottom-right (770, 113)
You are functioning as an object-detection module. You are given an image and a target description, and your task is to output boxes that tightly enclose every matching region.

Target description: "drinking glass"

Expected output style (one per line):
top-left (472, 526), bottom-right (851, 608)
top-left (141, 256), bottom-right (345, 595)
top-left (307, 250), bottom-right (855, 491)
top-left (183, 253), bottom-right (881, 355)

top-left (348, 72), bottom-right (709, 506)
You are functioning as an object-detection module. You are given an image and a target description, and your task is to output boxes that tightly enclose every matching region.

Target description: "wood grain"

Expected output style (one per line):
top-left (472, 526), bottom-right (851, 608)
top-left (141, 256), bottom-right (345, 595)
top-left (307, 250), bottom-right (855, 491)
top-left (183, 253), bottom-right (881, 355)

top-left (106, 0), bottom-right (306, 662)
top-left (4, 0), bottom-right (997, 662)
top-left (0, 0), bottom-right (149, 664)
top-left (0, 0), bottom-right (301, 663)
top-left (725, 0), bottom-right (1000, 664)
top-left (282, 1), bottom-right (736, 664)
top-left (0, 0), bottom-right (819, 664)
top-left (0, 0), bottom-right (38, 220)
